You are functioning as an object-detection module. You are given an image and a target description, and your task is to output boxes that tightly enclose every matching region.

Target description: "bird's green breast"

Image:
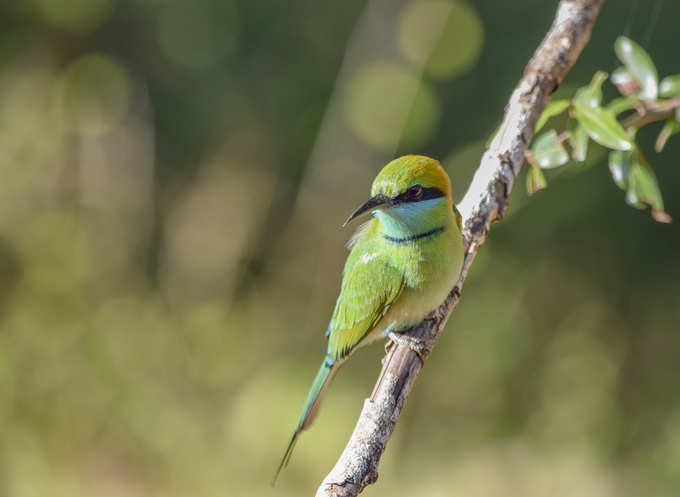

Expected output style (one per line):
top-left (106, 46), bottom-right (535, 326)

top-left (326, 196), bottom-right (464, 357)
top-left (365, 200), bottom-right (463, 341)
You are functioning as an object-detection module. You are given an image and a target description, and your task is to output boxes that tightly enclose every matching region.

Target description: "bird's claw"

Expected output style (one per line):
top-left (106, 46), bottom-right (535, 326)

top-left (387, 331), bottom-right (426, 365)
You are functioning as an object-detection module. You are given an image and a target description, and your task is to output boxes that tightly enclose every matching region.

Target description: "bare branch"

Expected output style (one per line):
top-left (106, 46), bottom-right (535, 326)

top-left (316, 1), bottom-right (605, 496)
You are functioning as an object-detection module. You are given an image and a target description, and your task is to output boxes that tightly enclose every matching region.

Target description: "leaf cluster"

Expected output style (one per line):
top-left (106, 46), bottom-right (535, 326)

top-left (527, 36), bottom-right (679, 222)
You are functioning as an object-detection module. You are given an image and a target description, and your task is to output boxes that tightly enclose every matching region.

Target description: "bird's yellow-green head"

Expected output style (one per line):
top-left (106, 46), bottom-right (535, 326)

top-left (343, 155), bottom-right (454, 227)
top-left (370, 155), bottom-right (452, 203)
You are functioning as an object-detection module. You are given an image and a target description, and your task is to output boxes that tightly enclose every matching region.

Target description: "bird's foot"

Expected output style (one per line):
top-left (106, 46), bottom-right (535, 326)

top-left (387, 331), bottom-right (426, 364)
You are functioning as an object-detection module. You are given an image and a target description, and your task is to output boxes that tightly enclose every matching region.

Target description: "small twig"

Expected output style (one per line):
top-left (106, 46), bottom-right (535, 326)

top-left (557, 130), bottom-right (571, 143)
top-left (524, 149), bottom-right (538, 167)
top-left (623, 97), bottom-right (680, 130)
top-left (316, 1), bottom-right (605, 496)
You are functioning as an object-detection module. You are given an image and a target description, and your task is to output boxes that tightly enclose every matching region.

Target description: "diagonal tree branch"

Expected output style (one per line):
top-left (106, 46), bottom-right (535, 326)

top-left (316, 1), bottom-right (605, 496)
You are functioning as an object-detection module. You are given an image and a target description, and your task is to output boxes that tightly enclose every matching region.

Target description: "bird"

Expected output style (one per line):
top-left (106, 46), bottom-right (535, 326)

top-left (273, 155), bottom-right (464, 483)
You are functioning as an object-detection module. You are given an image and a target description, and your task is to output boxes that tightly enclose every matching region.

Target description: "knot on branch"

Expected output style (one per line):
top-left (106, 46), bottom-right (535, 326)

top-left (524, 69), bottom-right (558, 96)
top-left (323, 470), bottom-right (378, 497)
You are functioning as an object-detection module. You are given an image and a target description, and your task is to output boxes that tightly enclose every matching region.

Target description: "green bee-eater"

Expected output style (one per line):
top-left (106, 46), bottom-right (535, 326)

top-left (274, 155), bottom-right (464, 481)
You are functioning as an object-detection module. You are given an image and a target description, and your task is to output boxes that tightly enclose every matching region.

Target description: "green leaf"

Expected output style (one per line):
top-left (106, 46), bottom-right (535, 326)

top-left (531, 130), bottom-right (569, 169)
top-left (607, 97), bottom-right (636, 116)
top-left (625, 152), bottom-right (671, 222)
top-left (659, 75), bottom-right (680, 98)
top-left (526, 165), bottom-right (547, 195)
top-left (573, 103), bottom-right (635, 151)
top-left (655, 117), bottom-right (680, 152)
top-left (608, 149), bottom-right (634, 190)
top-left (611, 66), bottom-right (639, 96)
top-left (568, 119), bottom-right (589, 162)
top-left (615, 36), bottom-right (658, 100)
top-left (573, 71), bottom-right (608, 107)
top-left (535, 99), bottom-right (570, 132)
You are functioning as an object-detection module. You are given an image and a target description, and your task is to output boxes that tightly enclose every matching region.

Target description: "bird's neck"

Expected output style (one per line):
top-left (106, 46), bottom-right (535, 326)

top-left (374, 197), bottom-right (451, 242)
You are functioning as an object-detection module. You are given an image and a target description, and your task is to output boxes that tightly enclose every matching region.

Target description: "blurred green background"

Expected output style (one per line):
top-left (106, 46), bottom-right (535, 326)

top-left (1, 0), bottom-right (679, 496)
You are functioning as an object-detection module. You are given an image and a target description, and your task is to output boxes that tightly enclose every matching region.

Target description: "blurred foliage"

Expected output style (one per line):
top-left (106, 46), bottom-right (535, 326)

top-left (0, 1), bottom-right (679, 496)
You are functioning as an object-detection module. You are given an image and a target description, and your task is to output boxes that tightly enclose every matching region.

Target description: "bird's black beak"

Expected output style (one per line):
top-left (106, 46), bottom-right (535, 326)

top-left (342, 195), bottom-right (387, 227)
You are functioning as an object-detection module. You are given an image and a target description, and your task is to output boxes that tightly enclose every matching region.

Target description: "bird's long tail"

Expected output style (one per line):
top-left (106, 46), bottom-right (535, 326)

top-left (272, 357), bottom-right (338, 485)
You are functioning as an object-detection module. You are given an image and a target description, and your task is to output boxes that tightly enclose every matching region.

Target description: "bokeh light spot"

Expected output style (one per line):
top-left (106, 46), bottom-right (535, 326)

top-left (34, 0), bottom-right (115, 34)
top-left (58, 54), bottom-right (131, 137)
top-left (399, 0), bottom-right (484, 80)
top-left (344, 61), bottom-right (440, 150)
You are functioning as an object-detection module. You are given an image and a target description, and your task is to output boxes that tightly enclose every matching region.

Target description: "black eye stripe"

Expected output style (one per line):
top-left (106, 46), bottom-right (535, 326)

top-left (419, 187), bottom-right (445, 201)
top-left (393, 186), bottom-right (445, 204)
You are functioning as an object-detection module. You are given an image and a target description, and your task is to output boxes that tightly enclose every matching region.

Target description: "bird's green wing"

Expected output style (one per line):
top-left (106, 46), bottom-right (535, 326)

top-left (273, 223), bottom-right (402, 483)
top-left (326, 222), bottom-right (404, 361)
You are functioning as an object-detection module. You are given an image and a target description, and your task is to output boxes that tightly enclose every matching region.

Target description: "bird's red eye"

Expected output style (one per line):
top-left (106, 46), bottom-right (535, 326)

top-left (409, 184), bottom-right (423, 199)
